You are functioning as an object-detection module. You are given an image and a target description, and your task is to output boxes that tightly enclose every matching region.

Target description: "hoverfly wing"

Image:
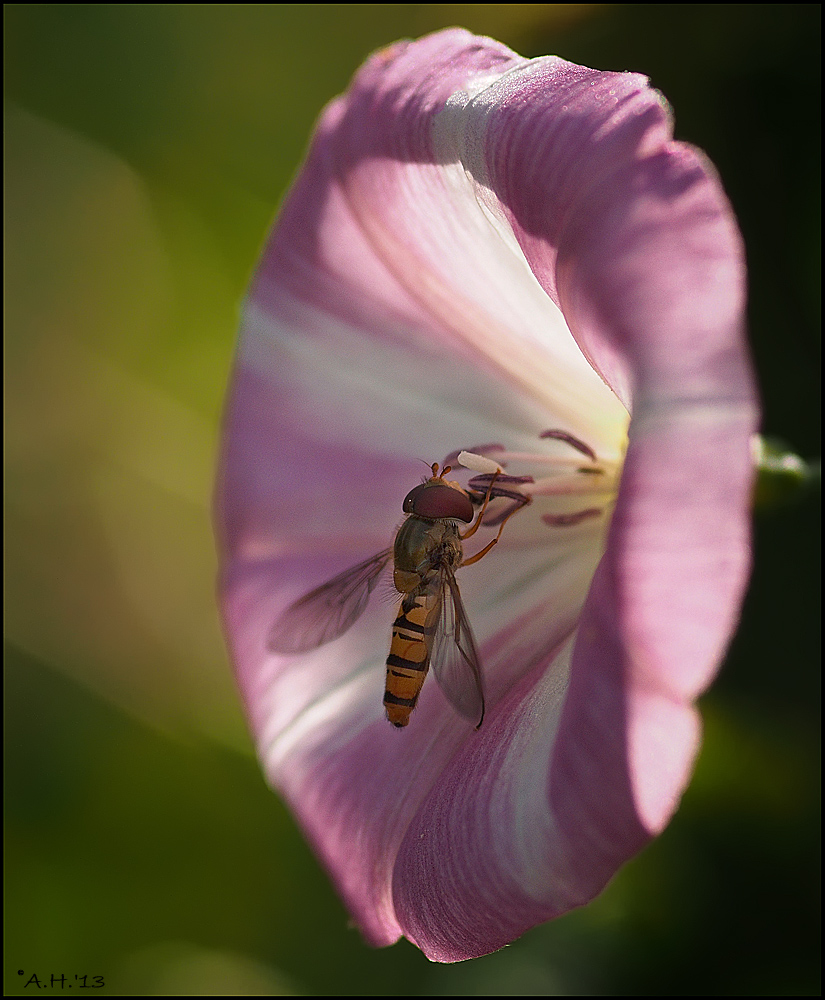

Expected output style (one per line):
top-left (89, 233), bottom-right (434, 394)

top-left (268, 549), bottom-right (392, 654)
top-left (430, 569), bottom-right (485, 728)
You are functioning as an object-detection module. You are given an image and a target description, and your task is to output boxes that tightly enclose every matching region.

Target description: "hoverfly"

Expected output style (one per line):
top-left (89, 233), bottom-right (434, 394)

top-left (268, 462), bottom-right (529, 729)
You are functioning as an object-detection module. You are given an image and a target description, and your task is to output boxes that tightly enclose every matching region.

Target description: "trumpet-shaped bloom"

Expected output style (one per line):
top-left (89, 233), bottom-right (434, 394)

top-left (216, 29), bottom-right (758, 961)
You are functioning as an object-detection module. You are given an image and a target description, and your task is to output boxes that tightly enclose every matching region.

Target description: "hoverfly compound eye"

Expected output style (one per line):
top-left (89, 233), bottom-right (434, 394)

top-left (403, 483), bottom-right (475, 522)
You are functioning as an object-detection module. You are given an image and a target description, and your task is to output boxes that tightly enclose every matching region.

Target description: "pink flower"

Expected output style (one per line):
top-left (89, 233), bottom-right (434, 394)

top-left (215, 29), bottom-right (758, 961)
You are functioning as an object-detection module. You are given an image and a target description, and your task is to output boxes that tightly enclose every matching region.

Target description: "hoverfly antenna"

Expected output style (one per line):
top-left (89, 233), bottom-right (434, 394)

top-left (431, 462), bottom-right (440, 478)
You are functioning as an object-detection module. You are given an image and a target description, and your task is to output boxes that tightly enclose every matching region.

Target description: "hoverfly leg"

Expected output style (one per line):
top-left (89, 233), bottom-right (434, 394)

top-left (460, 470), bottom-right (500, 541)
top-left (461, 490), bottom-right (530, 568)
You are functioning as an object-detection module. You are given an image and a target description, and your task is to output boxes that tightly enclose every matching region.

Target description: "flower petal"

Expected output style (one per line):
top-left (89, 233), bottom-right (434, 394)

top-left (217, 28), bottom-right (758, 961)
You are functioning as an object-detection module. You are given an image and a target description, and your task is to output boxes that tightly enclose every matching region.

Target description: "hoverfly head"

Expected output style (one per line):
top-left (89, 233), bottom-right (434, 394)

top-left (403, 466), bottom-right (475, 522)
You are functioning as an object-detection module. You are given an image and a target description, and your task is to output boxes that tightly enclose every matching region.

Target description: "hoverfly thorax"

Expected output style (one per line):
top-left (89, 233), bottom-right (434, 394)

top-left (392, 516), bottom-right (462, 595)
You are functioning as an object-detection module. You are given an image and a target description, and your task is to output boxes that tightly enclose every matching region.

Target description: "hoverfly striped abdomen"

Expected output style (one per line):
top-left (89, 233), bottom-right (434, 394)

top-left (384, 583), bottom-right (441, 728)
top-left (384, 515), bottom-right (463, 728)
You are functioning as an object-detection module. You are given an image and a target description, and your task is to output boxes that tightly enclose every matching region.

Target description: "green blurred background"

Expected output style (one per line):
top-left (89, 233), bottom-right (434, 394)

top-left (5, 5), bottom-right (819, 996)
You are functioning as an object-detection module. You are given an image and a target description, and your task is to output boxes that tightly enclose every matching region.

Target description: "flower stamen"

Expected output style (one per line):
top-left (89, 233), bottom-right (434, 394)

top-left (542, 509), bottom-right (603, 527)
top-left (458, 431), bottom-right (619, 531)
top-left (539, 428), bottom-right (598, 463)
